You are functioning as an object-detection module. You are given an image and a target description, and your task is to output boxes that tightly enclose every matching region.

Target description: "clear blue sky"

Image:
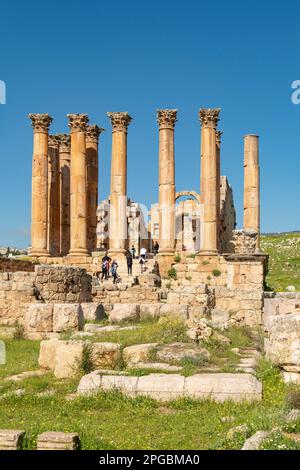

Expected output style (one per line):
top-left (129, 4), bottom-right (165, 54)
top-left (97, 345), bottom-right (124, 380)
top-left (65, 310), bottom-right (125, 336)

top-left (0, 0), bottom-right (299, 247)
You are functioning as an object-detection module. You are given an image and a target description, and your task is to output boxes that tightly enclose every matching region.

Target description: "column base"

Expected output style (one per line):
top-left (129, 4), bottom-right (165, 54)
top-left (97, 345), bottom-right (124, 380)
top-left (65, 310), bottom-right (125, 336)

top-left (68, 248), bottom-right (89, 256)
top-left (29, 249), bottom-right (50, 257)
top-left (197, 249), bottom-right (219, 256)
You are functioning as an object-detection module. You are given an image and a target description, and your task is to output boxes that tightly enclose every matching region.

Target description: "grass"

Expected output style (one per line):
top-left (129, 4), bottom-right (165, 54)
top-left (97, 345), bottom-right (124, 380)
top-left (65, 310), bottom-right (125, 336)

top-left (261, 232), bottom-right (300, 291)
top-left (1, 333), bottom-right (300, 449)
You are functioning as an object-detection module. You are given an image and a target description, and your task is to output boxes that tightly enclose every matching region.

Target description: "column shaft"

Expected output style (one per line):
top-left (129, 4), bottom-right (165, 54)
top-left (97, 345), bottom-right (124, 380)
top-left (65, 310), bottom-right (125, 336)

top-left (107, 112), bottom-right (132, 256)
top-left (29, 114), bottom-right (52, 256)
top-left (58, 134), bottom-right (71, 256)
top-left (48, 136), bottom-right (60, 256)
top-left (67, 114), bottom-right (89, 256)
top-left (199, 108), bottom-right (221, 254)
top-left (244, 134), bottom-right (260, 247)
top-left (157, 109), bottom-right (177, 253)
top-left (86, 125), bottom-right (104, 253)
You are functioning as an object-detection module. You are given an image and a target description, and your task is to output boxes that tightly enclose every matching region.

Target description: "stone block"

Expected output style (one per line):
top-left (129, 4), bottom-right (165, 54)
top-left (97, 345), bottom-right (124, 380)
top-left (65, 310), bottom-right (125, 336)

top-left (211, 307), bottom-right (229, 330)
top-left (139, 304), bottom-right (161, 320)
top-left (0, 429), bottom-right (25, 450)
top-left (92, 342), bottom-right (121, 368)
top-left (159, 304), bottom-right (188, 320)
top-left (241, 431), bottom-right (270, 450)
top-left (37, 432), bottom-right (81, 450)
top-left (54, 341), bottom-right (84, 378)
top-left (24, 303), bottom-right (53, 333)
top-left (123, 343), bottom-right (158, 365)
top-left (53, 304), bottom-right (84, 332)
top-left (38, 339), bottom-right (60, 369)
top-left (185, 373), bottom-right (262, 402)
top-left (156, 342), bottom-right (210, 364)
top-left (80, 303), bottom-right (105, 322)
top-left (137, 373), bottom-right (185, 401)
top-left (109, 304), bottom-right (140, 323)
top-left (266, 314), bottom-right (300, 366)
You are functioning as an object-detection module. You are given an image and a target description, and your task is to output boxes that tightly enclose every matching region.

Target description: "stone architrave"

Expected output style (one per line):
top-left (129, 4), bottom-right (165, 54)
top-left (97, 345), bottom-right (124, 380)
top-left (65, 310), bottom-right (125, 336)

top-left (199, 108), bottom-right (221, 255)
top-left (48, 135), bottom-right (60, 256)
top-left (29, 113), bottom-right (53, 256)
top-left (67, 114), bottom-right (89, 256)
top-left (107, 112), bottom-right (132, 257)
top-left (57, 134), bottom-right (71, 256)
top-left (157, 109), bottom-right (177, 254)
top-left (244, 135), bottom-right (260, 250)
top-left (86, 125), bottom-right (104, 253)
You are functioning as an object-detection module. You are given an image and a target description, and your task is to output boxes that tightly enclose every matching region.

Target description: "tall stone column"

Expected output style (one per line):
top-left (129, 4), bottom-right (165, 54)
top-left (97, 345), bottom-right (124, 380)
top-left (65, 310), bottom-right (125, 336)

top-left (48, 135), bottom-right (60, 256)
top-left (29, 113), bottom-right (52, 257)
top-left (86, 124), bottom-right (104, 253)
top-left (107, 112), bottom-right (132, 257)
top-left (216, 130), bottom-right (223, 251)
top-left (244, 134), bottom-right (260, 249)
top-left (57, 134), bottom-right (71, 256)
top-left (199, 108), bottom-right (221, 255)
top-left (67, 113), bottom-right (89, 256)
top-left (157, 109), bottom-right (177, 254)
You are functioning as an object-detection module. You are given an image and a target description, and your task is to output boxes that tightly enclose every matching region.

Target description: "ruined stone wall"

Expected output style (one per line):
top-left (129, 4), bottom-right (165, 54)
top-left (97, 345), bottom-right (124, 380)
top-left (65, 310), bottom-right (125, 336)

top-left (0, 258), bottom-right (35, 273)
top-left (0, 272), bottom-right (36, 325)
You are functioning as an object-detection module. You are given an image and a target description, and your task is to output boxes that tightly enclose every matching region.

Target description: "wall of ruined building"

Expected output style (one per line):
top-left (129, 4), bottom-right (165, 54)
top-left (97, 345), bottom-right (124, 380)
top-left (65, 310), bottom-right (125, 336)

top-left (0, 266), bottom-right (92, 326)
top-left (0, 271), bottom-right (36, 325)
top-left (0, 258), bottom-right (35, 273)
top-left (219, 176), bottom-right (236, 253)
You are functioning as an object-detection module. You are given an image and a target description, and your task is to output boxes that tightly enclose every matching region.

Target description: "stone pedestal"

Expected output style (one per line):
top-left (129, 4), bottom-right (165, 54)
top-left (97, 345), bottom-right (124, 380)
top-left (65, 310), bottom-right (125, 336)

top-left (48, 135), bottom-right (60, 256)
top-left (29, 114), bottom-right (52, 257)
top-left (67, 114), bottom-right (89, 256)
top-left (57, 134), bottom-right (71, 256)
top-left (86, 125), bottom-right (104, 253)
top-left (199, 108), bottom-right (220, 255)
top-left (244, 135), bottom-right (260, 250)
top-left (157, 109), bottom-right (177, 255)
top-left (107, 112), bottom-right (132, 257)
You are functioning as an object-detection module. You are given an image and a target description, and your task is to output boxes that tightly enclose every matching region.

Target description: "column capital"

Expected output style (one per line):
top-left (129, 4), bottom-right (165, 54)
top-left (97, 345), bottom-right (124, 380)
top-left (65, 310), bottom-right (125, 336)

top-left (216, 130), bottom-right (223, 145)
top-left (67, 113), bottom-right (89, 133)
top-left (157, 109), bottom-right (177, 130)
top-left (48, 135), bottom-right (60, 148)
top-left (57, 134), bottom-right (71, 152)
top-left (199, 108), bottom-right (221, 129)
top-left (107, 112), bottom-right (132, 132)
top-left (86, 124), bottom-right (105, 143)
top-left (29, 114), bottom-right (52, 133)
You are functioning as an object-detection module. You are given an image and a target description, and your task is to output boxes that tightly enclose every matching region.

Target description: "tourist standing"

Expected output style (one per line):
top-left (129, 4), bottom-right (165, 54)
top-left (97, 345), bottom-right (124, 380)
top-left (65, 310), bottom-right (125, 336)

top-left (131, 245), bottom-right (136, 259)
top-left (111, 260), bottom-right (118, 284)
top-left (126, 250), bottom-right (133, 275)
top-left (140, 247), bottom-right (147, 261)
top-left (139, 255), bottom-right (145, 274)
top-left (153, 241), bottom-right (159, 255)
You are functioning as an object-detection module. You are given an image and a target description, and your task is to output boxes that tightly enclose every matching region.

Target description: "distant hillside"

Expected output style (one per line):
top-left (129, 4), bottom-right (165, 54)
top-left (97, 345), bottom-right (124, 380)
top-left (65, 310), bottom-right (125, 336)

top-left (261, 232), bottom-right (300, 291)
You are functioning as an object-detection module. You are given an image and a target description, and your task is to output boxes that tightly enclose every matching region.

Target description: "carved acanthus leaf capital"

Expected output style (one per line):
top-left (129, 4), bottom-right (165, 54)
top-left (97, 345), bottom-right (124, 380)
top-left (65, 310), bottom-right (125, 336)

top-left (29, 114), bottom-right (53, 133)
top-left (48, 135), bottom-right (60, 148)
top-left (157, 109), bottom-right (177, 129)
top-left (199, 108), bottom-right (221, 129)
top-left (57, 134), bottom-right (71, 152)
top-left (67, 114), bottom-right (89, 133)
top-left (86, 124), bottom-right (105, 143)
top-left (107, 112), bottom-right (132, 132)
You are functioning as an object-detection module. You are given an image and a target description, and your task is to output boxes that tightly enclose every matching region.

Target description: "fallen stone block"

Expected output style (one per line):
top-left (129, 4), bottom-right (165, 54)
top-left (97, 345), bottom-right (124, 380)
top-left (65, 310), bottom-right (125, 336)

top-left (92, 342), bottom-right (121, 368)
top-left (137, 373), bottom-right (185, 401)
top-left (37, 431), bottom-right (81, 450)
top-left (159, 304), bottom-right (188, 320)
top-left (241, 431), bottom-right (270, 450)
top-left (0, 429), bottom-right (25, 450)
top-left (286, 409), bottom-right (300, 423)
top-left (54, 341), bottom-right (84, 379)
top-left (156, 342), bottom-right (210, 364)
top-left (109, 304), bottom-right (140, 323)
top-left (53, 304), bottom-right (84, 332)
top-left (39, 339), bottom-right (60, 370)
top-left (24, 303), bottom-right (53, 333)
top-left (211, 307), bottom-right (229, 330)
top-left (123, 343), bottom-right (158, 365)
top-left (139, 304), bottom-right (161, 320)
top-left (80, 303), bottom-right (105, 322)
top-left (185, 373), bottom-right (262, 402)
top-left (128, 362), bottom-right (182, 372)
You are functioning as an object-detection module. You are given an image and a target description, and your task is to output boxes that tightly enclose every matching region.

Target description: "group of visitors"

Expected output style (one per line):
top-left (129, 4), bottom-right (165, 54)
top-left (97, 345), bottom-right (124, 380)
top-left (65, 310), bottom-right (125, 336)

top-left (95, 242), bottom-right (160, 283)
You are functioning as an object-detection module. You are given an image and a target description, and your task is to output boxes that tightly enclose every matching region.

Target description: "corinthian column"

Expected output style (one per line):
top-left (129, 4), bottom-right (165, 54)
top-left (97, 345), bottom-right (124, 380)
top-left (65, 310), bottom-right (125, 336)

top-left (216, 130), bottom-right (223, 251)
top-left (48, 135), bottom-right (60, 256)
top-left (107, 112), bottom-right (132, 257)
top-left (244, 134), bottom-right (260, 249)
top-left (67, 113), bottom-right (89, 256)
top-left (29, 113), bottom-right (52, 256)
top-left (57, 134), bottom-right (71, 256)
top-left (199, 108), bottom-right (221, 255)
top-left (157, 109), bottom-right (177, 254)
top-left (86, 125), bottom-right (104, 253)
